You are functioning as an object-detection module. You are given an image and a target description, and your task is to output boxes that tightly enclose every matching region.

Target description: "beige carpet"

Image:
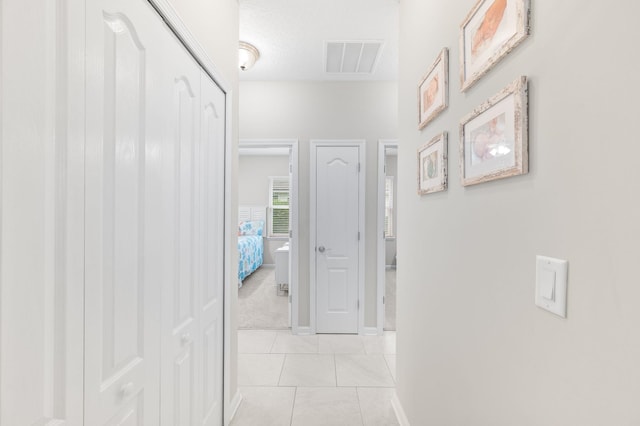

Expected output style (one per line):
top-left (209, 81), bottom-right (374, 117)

top-left (238, 266), bottom-right (289, 330)
top-left (385, 268), bottom-right (397, 331)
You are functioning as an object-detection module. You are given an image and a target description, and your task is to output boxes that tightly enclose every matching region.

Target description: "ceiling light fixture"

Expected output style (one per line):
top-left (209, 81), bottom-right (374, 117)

top-left (239, 41), bottom-right (260, 71)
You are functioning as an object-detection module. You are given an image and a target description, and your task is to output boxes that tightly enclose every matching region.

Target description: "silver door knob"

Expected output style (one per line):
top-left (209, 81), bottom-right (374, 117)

top-left (318, 246), bottom-right (325, 253)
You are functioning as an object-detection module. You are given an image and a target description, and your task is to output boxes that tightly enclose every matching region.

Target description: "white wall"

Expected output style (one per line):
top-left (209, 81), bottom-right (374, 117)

top-left (239, 154), bottom-right (290, 264)
top-left (397, 1), bottom-right (640, 425)
top-left (239, 81), bottom-right (398, 329)
top-left (238, 155), bottom-right (289, 206)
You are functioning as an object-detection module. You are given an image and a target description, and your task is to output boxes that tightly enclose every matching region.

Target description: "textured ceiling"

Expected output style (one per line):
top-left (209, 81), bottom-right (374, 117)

top-left (239, 0), bottom-right (399, 81)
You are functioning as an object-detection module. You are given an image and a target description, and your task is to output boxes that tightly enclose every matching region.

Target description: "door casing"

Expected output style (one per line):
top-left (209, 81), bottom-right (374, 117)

top-left (310, 140), bottom-right (366, 335)
top-left (377, 140), bottom-right (398, 335)
top-left (239, 139), bottom-right (300, 334)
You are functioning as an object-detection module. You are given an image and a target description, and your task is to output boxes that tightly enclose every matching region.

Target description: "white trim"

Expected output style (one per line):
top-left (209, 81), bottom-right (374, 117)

top-left (294, 326), bottom-right (314, 336)
top-left (362, 327), bottom-right (380, 336)
top-left (0, 0), bottom-right (4, 416)
top-left (310, 140), bottom-right (366, 335)
top-left (228, 390), bottom-right (243, 423)
top-left (223, 92), bottom-right (234, 426)
top-left (391, 393), bottom-right (411, 426)
top-left (146, 0), bottom-right (230, 91)
top-left (64, 0), bottom-right (88, 421)
top-left (377, 140), bottom-right (398, 335)
top-left (239, 139), bottom-right (300, 334)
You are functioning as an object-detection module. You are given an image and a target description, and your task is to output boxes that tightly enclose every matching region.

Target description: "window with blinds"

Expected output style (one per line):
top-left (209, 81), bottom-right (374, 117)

top-left (269, 176), bottom-right (290, 237)
top-left (385, 176), bottom-right (394, 238)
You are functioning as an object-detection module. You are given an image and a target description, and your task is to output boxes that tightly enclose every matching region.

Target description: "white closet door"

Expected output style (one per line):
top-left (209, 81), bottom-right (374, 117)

top-left (159, 28), bottom-right (203, 426)
top-left (84, 0), bottom-right (163, 424)
top-left (198, 71), bottom-right (226, 426)
top-left (0, 0), bottom-right (84, 424)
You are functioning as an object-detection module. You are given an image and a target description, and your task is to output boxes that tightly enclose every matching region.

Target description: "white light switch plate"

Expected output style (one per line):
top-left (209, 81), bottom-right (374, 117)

top-left (535, 255), bottom-right (568, 318)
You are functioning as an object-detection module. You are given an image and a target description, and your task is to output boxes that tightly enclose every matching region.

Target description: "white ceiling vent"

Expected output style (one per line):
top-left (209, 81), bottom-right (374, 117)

top-left (325, 41), bottom-right (384, 74)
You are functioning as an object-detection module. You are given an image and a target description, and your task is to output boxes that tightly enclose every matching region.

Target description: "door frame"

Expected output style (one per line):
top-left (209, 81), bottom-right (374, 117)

top-left (377, 140), bottom-right (398, 335)
top-left (238, 139), bottom-right (300, 333)
top-left (310, 140), bottom-right (366, 335)
top-left (146, 0), bottom-right (235, 422)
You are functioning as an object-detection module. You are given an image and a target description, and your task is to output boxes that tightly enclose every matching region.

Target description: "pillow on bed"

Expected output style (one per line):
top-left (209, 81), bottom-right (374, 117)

top-left (238, 220), bottom-right (264, 236)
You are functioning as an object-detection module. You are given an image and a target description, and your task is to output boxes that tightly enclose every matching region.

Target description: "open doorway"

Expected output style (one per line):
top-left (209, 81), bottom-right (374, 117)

top-left (378, 140), bottom-right (398, 333)
top-left (237, 140), bottom-right (299, 331)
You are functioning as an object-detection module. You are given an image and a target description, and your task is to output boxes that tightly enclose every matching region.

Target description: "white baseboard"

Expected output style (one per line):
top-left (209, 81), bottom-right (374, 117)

top-left (294, 326), bottom-right (313, 335)
top-left (362, 326), bottom-right (380, 336)
top-left (228, 390), bottom-right (243, 424)
top-left (391, 393), bottom-right (410, 426)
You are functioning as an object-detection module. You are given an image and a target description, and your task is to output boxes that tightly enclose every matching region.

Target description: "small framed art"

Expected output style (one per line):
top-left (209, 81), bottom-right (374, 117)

top-left (459, 76), bottom-right (528, 186)
top-left (460, 0), bottom-right (530, 92)
top-left (418, 48), bottom-right (449, 130)
top-left (417, 132), bottom-right (448, 195)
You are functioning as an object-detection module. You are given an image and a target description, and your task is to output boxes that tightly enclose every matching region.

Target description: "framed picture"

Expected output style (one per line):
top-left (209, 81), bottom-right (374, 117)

top-left (460, 0), bottom-right (530, 92)
top-left (417, 132), bottom-right (448, 195)
top-left (459, 76), bottom-right (528, 186)
top-left (418, 48), bottom-right (449, 130)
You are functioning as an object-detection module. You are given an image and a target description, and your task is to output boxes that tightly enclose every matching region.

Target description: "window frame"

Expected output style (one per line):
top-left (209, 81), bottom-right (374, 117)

top-left (268, 176), bottom-right (290, 238)
top-left (384, 175), bottom-right (395, 238)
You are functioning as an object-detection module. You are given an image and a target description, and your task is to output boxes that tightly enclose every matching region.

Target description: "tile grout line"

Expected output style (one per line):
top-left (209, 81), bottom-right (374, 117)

top-left (384, 354), bottom-right (396, 385)
top-left (355, 387), bottom-right (366, 426)
top-left (333, 353), bottom-right (338, 387)
top-left (268, 330), bottom-right (277, 353)
top-left (277, 353), bottom-right (288, 386)
top-left (289, 386), bottom-right (298, 426)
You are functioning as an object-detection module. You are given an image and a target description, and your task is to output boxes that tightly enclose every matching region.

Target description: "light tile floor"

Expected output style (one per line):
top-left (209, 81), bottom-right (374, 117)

top-left (232, 330), bottom-right (399, 426)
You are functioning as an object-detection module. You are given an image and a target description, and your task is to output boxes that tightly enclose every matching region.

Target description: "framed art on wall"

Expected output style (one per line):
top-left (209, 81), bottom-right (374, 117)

top-left (459, 76), bottom-right (528, 186)
top-left (460, 0), bottom-right (530, 92)
top-left (418, 48), bottom-right (449, 130)
top-left (418, 132), bottom-right (448, 195)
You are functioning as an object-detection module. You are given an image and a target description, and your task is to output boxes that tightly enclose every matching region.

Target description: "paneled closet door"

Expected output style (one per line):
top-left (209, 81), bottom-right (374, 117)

top-left (198, 71), bottom-right (226, 426)
top-left (159, 28), bottom-right (203, 426)
top-left (84, 0), bottom-right (164, 424)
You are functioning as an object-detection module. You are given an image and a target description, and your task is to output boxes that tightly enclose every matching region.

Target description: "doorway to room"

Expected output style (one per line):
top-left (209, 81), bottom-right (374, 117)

top-left (378, 140), bottom-right (398, 332)
top-left (238, 140), bottom-right (299, 331)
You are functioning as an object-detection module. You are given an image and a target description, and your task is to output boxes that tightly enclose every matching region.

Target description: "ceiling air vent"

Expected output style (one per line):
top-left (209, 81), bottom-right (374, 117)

top-left (325, 41), bottom-right (384, 74)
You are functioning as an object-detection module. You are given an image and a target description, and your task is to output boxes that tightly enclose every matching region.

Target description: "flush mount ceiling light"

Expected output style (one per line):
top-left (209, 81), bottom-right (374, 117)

top-left (239, 41), bottom-right (260, 71)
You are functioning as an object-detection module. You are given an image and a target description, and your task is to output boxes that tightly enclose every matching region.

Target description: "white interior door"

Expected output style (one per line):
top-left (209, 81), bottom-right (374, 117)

top-left (198, 70), bottom-right (226, 426)
top-left (0, 1), bottom-right (84, 424)
top-left (159, 35), bottom-right (202, 425)
top-left (314, 145), bottom-right (361, 334)
top-left (84, 0), bottom-right (163, 424)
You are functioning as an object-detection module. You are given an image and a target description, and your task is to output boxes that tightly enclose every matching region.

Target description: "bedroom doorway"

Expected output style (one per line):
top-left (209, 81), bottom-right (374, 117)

top-left (378, 140), bottom-right (398, 333)
top-left (238, 140), bottom-right (299, 332)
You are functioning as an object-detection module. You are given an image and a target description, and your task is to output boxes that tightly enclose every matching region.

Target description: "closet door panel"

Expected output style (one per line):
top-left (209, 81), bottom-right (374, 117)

top-left (160, 34), bottom-right (202, 425)
top-left (0, 0), bottom-right (84, 424)
top-left (84, 1), bottom-right (162, 424)
top-left (199, 72), bottom-right (226, 426)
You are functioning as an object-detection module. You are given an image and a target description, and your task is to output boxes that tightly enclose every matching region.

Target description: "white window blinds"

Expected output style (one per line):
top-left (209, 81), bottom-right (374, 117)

top-left (269, 176), bottom-right (290, 237)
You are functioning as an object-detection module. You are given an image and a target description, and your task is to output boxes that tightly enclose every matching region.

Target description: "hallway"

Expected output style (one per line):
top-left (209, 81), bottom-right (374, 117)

top-left (232, 330), bottom-right (398, 425)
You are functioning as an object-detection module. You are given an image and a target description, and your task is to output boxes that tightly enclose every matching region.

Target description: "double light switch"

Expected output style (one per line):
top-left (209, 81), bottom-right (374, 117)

top-left (535, 255), bottom-right (568, 318)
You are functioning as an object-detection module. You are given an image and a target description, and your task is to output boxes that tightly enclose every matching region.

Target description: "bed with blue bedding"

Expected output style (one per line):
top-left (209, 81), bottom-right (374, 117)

top-left (238, 220), bottom-right (264, 285)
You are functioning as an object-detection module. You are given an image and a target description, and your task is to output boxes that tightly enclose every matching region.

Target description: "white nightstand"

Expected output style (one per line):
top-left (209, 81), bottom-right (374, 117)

top-left (275, 244), bottom-right (289, 296)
